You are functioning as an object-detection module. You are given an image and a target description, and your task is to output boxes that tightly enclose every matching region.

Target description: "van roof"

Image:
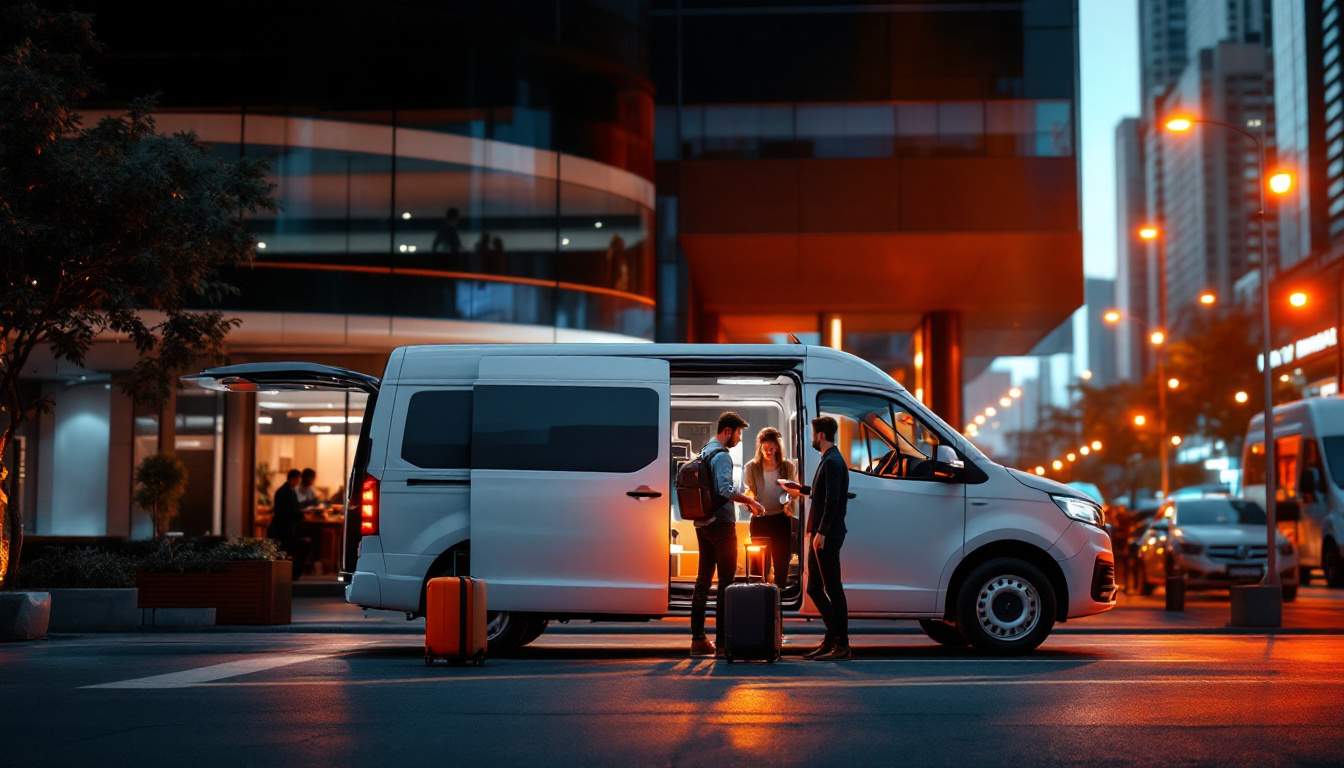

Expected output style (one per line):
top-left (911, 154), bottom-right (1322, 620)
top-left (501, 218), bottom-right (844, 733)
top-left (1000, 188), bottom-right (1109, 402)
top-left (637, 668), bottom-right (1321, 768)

top-left (1246, 396), bottom-right (1344, 437)
top-left (388, 343), bottom-right (904, 391)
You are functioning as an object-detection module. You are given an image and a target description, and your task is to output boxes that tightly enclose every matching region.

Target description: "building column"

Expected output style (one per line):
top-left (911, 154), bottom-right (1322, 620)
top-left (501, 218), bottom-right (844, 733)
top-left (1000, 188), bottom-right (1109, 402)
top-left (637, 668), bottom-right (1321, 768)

top-left (919, 311), bottom-right (963, 428)
top-left (158, 388), bottom-right (177, 455)
top-left (222, 392), bottom-right (256, 539)
top-left (105, 382), bottom-right (134, 537)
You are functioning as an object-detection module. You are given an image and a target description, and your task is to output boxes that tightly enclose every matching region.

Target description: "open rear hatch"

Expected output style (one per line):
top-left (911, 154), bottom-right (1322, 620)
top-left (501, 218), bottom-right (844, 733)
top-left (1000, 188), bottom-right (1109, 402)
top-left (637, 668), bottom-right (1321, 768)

top-left (183, 362), bottom-right (381, 579)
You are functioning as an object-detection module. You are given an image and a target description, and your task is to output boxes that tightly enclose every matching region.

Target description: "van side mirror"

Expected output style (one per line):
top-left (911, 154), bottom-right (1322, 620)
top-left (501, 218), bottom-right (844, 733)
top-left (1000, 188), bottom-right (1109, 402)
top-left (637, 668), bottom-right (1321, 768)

top-left (932, 445), bottom-right (964, 481)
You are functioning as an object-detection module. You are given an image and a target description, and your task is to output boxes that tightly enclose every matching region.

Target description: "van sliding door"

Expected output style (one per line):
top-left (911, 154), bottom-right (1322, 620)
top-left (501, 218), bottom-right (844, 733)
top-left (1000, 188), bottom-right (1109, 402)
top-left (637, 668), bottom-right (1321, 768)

top-left (469, 356), bottom-right (671, 615)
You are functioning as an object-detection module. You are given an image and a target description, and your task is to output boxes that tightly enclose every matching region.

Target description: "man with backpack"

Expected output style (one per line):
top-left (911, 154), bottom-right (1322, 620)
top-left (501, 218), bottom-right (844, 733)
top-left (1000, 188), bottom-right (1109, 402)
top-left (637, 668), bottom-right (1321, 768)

top-left (689, 411), bottom-right (766, 657)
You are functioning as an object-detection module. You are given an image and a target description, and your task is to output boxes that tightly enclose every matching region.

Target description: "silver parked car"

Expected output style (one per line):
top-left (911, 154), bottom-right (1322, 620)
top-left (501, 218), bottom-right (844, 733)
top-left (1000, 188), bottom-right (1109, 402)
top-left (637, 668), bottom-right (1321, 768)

top-left (1136, 497), bottom-right (1299, 602)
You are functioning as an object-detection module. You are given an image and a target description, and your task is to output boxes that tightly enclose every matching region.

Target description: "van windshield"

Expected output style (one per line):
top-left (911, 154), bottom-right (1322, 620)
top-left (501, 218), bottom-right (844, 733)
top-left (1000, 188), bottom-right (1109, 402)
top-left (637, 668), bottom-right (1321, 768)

top-left (1323, 436), bottom-right (1344, 490)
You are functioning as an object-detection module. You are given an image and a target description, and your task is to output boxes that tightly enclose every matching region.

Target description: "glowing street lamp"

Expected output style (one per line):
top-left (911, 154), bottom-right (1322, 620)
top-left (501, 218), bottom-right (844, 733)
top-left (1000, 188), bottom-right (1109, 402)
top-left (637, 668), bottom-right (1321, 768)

top-left (985, 406), bottom-right (997, 418)
top-left (1268, 171), bottom-right (1295, 196)
top-left (974, 414), bottom-right (986, 426)
top-left (1091, 440), bottom-right (1103, 451)
top-left (1133, 414), bottom-right (1148, 427)
top-left (1164, 115), bottom-right (1195, 133)
top-left (1289, 291), bottom-right (1309, 308)
top-left (1103, 309), bottom-right (1122, 325)
top-left (999, 396), bottom-right (1012, 408)
top-left (1149, 329), bottom-right (1166, 346)
top-left (1198, 290), bottom-right (1217, 306)
top-left (1009, 387), bottom-right (1023, 399)
top-left (1167, 377), bottom-right (1181, 390)
top-left (1079, 369), bottom-right (1094, 381)
top-left (1034, 466), bottom-right (1046, 476)
top-left (1080, 446), bottom-right (1091, 456)
top-left (1066, 452), bottom-right (1077, 462)
top-left (1138, 225), bottom-right (1161, 241)
top-left (1234, 390), bottom-right (1249, 404)
top-left (1052, 459), bottom-right (1064, 471)
top-left (1170, 435), bottom-right (1183, 446)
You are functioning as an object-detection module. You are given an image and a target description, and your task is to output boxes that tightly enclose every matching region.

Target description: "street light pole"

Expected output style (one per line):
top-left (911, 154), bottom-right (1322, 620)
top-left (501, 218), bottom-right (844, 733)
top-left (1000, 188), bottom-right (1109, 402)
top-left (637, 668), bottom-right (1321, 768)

top-left (1165, 114), bottom-right (1285, 622)
top-left (1155, 234), bottom-right (1170, 499)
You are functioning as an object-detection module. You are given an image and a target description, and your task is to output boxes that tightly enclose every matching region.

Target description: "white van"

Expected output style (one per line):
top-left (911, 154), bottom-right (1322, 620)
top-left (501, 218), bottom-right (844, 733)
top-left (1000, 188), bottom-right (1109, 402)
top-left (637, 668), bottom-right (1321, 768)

top-left (1243, 397), bottom-right (1344, 586)
top-left (188, 344), bottom-right (1116, 654)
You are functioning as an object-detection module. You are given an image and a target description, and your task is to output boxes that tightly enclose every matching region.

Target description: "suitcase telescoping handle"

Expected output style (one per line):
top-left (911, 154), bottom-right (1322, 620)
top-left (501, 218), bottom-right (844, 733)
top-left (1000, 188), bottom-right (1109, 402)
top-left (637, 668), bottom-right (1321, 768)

top-left (744, 539), bottom-right (768, 583)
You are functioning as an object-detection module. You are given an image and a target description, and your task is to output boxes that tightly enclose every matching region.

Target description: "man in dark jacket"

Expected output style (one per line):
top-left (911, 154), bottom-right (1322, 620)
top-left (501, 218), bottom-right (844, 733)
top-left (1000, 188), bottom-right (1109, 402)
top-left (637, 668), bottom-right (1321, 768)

top-left (804, 415), bottom-right (851, 660)
top-left (267, 469), bottom-right (306, 578)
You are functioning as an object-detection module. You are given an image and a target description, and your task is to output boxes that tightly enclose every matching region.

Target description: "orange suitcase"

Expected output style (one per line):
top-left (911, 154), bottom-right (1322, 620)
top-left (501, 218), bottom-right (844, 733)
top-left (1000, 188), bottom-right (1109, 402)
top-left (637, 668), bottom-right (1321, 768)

top-left (425, 576), bottom-right (488, 666)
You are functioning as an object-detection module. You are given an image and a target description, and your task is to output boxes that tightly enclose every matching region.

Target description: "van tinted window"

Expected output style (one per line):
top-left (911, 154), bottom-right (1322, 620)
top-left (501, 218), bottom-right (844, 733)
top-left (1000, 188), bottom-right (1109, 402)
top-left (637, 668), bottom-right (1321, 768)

top-left (473, 385), bottom-right (658, 472)
top-left (401, 390), bottom-right (473, 468)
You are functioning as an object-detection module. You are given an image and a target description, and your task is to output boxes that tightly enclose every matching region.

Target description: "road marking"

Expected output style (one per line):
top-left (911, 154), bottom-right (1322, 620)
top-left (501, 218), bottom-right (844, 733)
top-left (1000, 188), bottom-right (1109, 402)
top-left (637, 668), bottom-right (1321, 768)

top-left (742, 675), bottom-right (1291, 690)
top-left (83, 653), bottom-right (333, 689)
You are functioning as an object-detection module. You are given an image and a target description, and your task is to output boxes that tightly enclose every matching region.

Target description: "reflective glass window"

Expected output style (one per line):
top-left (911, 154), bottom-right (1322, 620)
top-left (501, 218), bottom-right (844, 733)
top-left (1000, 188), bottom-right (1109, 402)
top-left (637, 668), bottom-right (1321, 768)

top-left (401, 390), bottom-right (473, 468)
top-left (472, 385), bottom-right (659, 473)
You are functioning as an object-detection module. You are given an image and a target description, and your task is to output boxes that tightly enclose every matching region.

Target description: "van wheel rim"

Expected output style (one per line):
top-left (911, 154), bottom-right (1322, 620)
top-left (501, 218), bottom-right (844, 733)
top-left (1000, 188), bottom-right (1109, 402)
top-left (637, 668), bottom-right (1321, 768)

top-left (976, 575), bottom-right (1040, 641)
top-left (486, 612), bottom-right (510, 641)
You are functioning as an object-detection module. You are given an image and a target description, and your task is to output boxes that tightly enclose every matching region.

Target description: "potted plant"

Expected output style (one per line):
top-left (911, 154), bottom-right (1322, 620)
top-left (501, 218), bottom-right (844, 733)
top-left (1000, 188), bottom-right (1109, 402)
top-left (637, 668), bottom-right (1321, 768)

top-left (134, 455), bottom-right (188, 537)
top-left (135, 538), bottom-right (291, 624)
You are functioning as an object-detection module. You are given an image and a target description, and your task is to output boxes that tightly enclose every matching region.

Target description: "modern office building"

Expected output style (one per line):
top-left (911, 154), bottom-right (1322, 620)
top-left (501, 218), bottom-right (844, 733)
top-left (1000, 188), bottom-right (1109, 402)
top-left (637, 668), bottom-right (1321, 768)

top-left (1084, 278), bottom-right (1119, 386)
top-left (10, 1), bottom-right (1083, 547)
top-left (1159, 42), bottom-right (1278, 321)
top-left (1264, 0), bottom-right (1344, 399)
top-left (1115, 117), bottom-right (1153, 379)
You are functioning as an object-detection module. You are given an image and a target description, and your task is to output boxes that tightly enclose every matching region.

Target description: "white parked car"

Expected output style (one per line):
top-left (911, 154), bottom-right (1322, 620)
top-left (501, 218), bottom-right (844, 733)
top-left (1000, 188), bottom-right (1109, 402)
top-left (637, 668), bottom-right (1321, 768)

top-left (188, 344), bottom-right (1117, 654)
top-left (1135, 497), bottom-right (1299, 601)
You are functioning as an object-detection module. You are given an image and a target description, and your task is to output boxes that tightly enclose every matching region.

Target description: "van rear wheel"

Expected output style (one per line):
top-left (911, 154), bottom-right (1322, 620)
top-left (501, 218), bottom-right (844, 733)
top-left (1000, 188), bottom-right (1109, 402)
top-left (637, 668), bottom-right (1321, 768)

top-left (955, 558), bottom-right (1056, 655)
top-left (487, 612), bottom-right (548, 655)
top-left (918, 619), bottom-right (966, 647)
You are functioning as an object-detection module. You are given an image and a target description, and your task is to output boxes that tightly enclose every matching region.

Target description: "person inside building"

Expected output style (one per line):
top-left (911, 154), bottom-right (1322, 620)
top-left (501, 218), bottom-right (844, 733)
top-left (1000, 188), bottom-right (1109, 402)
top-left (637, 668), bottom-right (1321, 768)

top-left (296, 467), bottom-right (320, 510)
top-left (743, 427), bottom-right (798, 586)
top-left (267, 469), bottom-right (308, 578)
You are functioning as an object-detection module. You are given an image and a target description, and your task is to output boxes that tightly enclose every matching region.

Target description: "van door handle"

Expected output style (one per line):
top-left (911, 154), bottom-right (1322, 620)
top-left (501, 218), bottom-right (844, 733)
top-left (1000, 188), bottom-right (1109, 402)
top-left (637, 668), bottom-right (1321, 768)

top-left (626, 486), bottom-right (663, 500)
top-left (847, 492), bottom-right (857, 500)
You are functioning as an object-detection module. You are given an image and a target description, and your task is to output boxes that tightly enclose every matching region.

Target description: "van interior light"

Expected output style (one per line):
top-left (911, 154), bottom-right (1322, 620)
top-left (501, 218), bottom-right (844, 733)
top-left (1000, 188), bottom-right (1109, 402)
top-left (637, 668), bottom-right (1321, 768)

top-left (746, 545), bottom-right (764, 553)
top-left (716, 377), bottom-right (776, 385)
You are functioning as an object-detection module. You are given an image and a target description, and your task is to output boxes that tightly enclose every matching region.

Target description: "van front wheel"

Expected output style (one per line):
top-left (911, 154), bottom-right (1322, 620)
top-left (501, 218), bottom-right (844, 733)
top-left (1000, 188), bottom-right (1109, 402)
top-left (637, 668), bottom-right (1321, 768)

top-left (955, 558), bottom-right (1057, 655)
top-left (918, 619), bottom-right (966, 647)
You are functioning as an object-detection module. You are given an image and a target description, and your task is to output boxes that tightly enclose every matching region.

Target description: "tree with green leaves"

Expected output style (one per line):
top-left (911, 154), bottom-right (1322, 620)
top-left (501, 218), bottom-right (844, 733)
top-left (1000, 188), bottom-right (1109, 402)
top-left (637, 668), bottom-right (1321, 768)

top-left (0, 5), bottom-right (274, 587)
top-left (133, 454), bottom-right (189, 538)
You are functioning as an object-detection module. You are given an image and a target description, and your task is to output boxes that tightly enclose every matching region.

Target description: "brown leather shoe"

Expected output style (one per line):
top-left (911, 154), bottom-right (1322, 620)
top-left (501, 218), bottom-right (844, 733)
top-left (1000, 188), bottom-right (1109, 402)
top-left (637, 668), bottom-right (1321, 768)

top-left (812, 644), bottom-right (853, 661)
top-left (801, 641), bottom-right (833, 659)
top-left (690, 638), bottom-right (716, 656)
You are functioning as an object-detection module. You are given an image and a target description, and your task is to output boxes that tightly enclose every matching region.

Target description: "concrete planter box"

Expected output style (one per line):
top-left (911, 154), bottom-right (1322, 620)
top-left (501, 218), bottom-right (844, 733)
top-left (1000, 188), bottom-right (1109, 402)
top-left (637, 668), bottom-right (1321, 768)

top-left (137, 560), bottom-right (292, 625)
top-left (0, 592), bottom-right (51, 641)
top-left (48, 588), bottom-right (141, 631)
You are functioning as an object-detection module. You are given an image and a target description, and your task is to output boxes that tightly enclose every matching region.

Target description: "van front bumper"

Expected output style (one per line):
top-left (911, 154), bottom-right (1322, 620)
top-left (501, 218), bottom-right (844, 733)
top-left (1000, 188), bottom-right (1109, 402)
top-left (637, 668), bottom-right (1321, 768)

top-left (1054, 522), bottom-right (1118, 619)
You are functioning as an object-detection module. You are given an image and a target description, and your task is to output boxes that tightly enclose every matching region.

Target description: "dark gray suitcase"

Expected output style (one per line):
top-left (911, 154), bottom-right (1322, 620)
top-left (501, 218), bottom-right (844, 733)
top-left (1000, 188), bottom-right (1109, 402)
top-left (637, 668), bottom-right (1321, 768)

top-left (722, 539), bottom-right (782, 662)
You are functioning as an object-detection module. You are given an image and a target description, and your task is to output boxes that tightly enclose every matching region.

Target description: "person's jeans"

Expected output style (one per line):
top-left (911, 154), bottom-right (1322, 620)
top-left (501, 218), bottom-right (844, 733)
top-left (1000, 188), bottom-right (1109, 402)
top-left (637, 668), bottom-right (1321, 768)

top-left (806, 532), bottom-right (848, 645)
top-left (691, 518), bottom-right (738, 644)
top-left (748, 513), bottom-right (792, 585)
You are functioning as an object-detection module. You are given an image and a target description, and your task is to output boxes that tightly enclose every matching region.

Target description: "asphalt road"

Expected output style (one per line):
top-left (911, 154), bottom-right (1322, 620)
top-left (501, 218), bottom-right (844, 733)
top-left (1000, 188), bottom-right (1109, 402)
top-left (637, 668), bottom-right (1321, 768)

top-left (5, 627), bottom-right (1344, 767)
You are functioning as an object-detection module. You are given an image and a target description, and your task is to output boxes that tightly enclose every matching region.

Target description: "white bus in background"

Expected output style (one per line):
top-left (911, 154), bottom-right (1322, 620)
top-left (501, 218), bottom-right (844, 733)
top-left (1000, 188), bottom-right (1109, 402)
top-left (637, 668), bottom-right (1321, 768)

top-left (1243, 397), bottom-right (1344, 586)
top-left (188, 344), bottom-right (1117, 655)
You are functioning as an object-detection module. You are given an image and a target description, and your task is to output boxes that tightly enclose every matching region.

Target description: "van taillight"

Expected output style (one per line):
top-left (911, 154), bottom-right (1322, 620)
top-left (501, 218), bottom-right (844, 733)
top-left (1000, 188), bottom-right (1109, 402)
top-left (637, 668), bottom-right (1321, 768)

top-left (360, 475), bottom-right (380, 536)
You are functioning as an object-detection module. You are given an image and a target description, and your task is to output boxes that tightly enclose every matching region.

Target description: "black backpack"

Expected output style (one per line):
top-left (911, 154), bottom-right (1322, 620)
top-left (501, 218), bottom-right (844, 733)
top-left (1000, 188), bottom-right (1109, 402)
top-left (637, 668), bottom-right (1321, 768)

top-left (675, 448), bottom-right (729, 521)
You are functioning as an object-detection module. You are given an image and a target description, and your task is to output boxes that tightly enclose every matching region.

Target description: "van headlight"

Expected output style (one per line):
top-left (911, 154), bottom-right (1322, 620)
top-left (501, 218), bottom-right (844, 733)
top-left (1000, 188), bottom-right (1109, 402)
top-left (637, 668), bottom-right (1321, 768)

top-left (1051, 494), bottom-right (1104, 529)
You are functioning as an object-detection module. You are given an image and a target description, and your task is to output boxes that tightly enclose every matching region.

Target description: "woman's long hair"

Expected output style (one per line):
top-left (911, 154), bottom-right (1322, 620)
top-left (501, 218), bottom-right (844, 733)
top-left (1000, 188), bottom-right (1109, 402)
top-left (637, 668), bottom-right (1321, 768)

top-left (753, 427), bottom-right (785, 470)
